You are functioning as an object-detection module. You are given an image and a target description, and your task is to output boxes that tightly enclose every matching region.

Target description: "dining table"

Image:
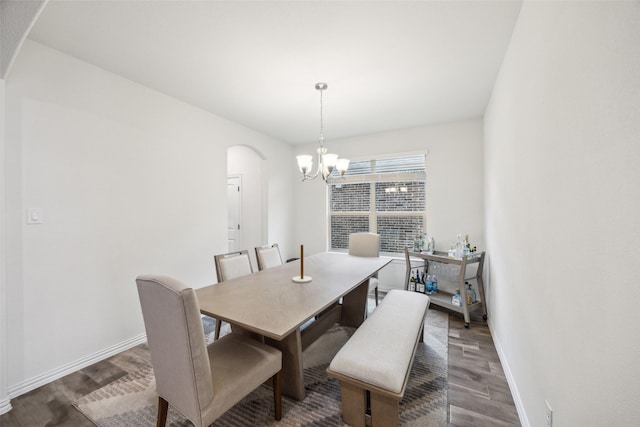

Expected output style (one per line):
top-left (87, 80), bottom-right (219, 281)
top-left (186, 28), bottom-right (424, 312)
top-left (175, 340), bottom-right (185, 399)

top-left (195, 251), bottom-right (391, 401)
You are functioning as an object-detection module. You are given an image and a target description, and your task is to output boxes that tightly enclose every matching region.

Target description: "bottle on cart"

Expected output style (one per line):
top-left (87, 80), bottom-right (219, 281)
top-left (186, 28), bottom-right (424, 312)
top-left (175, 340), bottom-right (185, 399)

top-left (417, 229), bottom-right (425, 252)
top-left (409, 271), bottom-right (416, 292)
top-left (451, 288), bottom-right (462, 307)
top-left (432, 274), bottom-right (438, 293)
top-left (425, 274), bottom-right (433, 294)
top-left (466, 282), bottom-right (477, 304)
top-left (415, 270), bottom-right (421, 292)
top-left (455, 233), bottom-right (464, 258)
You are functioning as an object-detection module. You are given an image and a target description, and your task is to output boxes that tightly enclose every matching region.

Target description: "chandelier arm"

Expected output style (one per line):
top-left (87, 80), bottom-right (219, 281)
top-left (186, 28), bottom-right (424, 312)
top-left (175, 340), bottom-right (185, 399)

top-left (307, 146), bottom-right (324, 180)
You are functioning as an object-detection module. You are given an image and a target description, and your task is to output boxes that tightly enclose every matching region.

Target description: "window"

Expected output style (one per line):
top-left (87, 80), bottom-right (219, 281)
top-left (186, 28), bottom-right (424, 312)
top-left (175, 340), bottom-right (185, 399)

top-left (328, 154), bottom-right (426, 254)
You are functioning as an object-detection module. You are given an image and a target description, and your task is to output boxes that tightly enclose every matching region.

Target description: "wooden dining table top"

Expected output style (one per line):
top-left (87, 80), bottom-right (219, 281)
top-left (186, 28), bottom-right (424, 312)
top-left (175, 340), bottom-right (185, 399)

top-left (196, 252), bottom-right (391, 340)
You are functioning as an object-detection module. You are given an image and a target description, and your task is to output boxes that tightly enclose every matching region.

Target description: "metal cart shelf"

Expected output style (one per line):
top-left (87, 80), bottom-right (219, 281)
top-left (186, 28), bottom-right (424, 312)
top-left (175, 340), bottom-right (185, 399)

top-left (404, 247), bottom-right (487, 328)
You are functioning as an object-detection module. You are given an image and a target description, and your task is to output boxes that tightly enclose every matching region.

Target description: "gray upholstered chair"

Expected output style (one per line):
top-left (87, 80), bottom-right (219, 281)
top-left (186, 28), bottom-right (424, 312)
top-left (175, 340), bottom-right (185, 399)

top-left (348, 232), bottom-right (381, 306)
top-left (213, 249), bottom-right (254, 338)
top-left (135, 275), bottom-right (282, 427)
top-left (214, 249), bottom-right (254, 282)
top-left (255, 243), bottom-right (283, 271)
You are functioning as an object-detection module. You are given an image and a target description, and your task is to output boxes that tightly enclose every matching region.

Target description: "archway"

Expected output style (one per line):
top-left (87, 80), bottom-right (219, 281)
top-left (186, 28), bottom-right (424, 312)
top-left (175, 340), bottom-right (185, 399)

top-left (227, 145), bottom-right (268, 267)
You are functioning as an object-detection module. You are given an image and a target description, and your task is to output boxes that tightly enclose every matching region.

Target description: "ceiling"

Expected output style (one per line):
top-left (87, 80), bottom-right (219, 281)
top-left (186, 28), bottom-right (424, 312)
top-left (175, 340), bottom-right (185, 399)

top-left (27, 0), bottom-right (522, 144)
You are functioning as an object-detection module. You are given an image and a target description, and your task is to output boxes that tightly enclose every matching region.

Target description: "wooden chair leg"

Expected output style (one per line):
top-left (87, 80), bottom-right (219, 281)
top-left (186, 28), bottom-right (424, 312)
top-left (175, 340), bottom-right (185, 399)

top-left (273, 371), bottom-right (282, 420)
top-left (157, 396), bottom-right (168, 427)
top-left (214, 319), bottom-right (222, 340)
top-left (374, 287), bottom-right (379, 306)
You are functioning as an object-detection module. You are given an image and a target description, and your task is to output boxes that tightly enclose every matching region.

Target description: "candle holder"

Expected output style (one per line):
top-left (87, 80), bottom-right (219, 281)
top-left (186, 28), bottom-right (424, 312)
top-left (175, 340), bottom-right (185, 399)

top-left (292, 244), bottom-right (312, 283)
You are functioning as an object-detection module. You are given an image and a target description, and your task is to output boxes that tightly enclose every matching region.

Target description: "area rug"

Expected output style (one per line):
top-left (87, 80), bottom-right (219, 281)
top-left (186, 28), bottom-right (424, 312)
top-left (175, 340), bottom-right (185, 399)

top-left (74, 309), bottom-right (448, 426)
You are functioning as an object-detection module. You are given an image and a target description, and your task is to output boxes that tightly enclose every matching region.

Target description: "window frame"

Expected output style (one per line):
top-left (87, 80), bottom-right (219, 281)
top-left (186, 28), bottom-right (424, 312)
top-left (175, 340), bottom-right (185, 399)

top-left (327, 152), bottom-right (427, 256)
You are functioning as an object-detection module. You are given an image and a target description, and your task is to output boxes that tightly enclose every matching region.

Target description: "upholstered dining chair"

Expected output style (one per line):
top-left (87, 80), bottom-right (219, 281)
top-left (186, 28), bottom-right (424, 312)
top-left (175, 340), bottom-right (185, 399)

top-left (255, 243), bottom-right (283, 271)
top-left (348, 232), bottom-right (381, 306)
top-left (135, 275), bottom-right (282, 427)
top-left (213, 250), bottom-right (253, 338)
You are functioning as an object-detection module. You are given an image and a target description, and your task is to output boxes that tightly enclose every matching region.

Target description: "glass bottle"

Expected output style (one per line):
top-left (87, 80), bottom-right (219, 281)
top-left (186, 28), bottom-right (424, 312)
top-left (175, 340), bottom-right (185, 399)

top-left (451, 289), bottom-right (462, 307)
top-left (466, 282), bottom-right (476, 304)
top-left (409, 271), bottom-right (416, 292)
top-left (455, 233), bottom-right (464, 258)
top-left (425, 274), bottom-right (433, 294)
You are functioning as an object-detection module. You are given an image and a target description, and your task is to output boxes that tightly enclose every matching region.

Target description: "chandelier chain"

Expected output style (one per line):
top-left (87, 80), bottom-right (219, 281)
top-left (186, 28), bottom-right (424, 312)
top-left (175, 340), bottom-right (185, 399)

top-left (319, 85), bottom-right (324, 146)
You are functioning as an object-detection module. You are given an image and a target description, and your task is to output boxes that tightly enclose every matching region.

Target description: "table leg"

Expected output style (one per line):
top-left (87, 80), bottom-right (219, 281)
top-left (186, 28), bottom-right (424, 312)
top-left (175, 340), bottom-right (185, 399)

top-left (340, 280), bottom-right (369, 328)
top-left (265, 329), bottom-right (305, 401)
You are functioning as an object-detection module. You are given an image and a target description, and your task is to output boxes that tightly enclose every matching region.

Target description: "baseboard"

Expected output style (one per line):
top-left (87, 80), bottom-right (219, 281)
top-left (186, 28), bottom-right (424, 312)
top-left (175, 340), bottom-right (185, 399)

top-left (0, 397), bottom-right (12, 416)
top-left (7, 333), bottom-right (147, 399)
top-left (487, 318), bottom-right (530, 427)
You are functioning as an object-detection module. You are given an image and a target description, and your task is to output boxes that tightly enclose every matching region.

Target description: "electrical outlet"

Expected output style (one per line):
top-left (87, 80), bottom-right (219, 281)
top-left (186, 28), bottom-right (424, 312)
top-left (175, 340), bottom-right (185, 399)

top-left (26, 207), bottom-right (43, 224)
top-left (545, 400), bottom-right (553, 427)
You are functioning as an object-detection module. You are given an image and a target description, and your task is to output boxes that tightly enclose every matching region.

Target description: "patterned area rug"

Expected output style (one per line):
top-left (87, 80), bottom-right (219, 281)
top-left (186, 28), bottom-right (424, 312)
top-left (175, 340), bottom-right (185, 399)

top-left (75, 309), bottom-right (448, 426)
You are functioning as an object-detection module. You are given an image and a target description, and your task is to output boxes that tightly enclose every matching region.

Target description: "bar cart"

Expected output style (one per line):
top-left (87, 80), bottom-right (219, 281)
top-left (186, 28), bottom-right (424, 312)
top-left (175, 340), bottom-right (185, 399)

top-left (404, 247), bottom-right (487, 328)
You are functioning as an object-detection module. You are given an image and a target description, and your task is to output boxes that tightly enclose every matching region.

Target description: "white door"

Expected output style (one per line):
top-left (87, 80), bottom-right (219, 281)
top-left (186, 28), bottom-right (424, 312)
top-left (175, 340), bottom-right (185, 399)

top-left (227, 176), bottom-right (241, 252)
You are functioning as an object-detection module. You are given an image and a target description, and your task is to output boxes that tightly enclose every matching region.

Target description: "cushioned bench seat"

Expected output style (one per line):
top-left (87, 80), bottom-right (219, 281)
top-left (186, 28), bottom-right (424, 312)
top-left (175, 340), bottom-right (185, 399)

top-left (327, 289), bottom-right (430, 427)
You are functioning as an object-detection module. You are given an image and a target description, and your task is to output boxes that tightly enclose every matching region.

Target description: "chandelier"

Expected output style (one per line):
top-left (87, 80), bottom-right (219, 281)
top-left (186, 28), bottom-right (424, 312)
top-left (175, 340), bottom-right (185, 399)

top-left (296, 83), bottom-right (349, 182)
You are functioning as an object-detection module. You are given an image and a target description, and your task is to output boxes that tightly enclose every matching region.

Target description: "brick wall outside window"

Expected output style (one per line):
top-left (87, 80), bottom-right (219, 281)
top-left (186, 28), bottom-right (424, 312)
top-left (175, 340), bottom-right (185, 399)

top-left (330, 216), bottom-right (369, 249)
top-left (377, 215), bottom-right (424, 253)
top-left (330, 183), bottom-right (370, 212)
top-left (329, 176), bottom-right (426, 253)
top-left (375, 181), bottom-right (425, 212)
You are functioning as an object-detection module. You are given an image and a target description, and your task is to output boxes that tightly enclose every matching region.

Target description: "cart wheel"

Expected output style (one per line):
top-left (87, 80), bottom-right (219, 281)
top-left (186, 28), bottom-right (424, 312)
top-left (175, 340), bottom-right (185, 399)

top-left (482, 315), bottom-right (488, 321)
top-left (464, 322), bottom-right (470, 328)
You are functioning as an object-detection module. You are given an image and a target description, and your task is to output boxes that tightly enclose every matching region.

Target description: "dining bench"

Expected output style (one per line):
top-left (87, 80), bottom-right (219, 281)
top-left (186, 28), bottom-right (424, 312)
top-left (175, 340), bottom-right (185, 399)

top-left (326, 289), bottom-right (430, 427)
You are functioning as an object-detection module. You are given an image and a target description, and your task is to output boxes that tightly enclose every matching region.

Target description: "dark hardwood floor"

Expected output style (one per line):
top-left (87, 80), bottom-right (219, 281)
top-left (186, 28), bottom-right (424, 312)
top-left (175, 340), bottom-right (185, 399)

top-left (0, 306), bottom-right (521, 427)
top-left (445, 308), bottom-right (521, 427)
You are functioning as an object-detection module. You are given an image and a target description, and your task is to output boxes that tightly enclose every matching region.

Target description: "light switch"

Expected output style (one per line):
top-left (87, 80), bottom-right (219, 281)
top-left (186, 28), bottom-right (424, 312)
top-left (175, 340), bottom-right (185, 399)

top-left (27, 208), bottom-right (43, 224)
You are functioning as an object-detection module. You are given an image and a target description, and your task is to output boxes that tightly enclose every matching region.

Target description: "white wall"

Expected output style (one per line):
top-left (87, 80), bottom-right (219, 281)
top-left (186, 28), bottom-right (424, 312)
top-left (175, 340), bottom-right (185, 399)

top-left (484, 2), bottom-right (640, 426)
top-left (0, 77), bottom-right (11, 414)
top-left (4, 40), bottom-right (293, 395)
top-left (293, 119), bottom-right (485, 255)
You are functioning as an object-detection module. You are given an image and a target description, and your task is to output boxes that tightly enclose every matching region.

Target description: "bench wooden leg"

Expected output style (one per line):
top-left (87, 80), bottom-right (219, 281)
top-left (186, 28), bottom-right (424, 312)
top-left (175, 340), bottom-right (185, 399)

top-left (370, 392), bottom-right (399, 427)
top-left (340, 382), bottom-right (366, 427)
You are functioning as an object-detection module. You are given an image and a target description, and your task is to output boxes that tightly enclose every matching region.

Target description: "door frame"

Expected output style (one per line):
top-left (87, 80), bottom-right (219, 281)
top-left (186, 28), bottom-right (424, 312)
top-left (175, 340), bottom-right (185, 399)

top-left (227, 174), bottom-right (242, 252)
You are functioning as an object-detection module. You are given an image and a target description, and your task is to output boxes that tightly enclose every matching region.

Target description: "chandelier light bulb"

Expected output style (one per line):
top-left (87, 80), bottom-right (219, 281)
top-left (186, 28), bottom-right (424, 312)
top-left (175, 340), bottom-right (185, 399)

top-left (296, 154), bottom-right (313, 175)
top-left (336, 158), bottom-right (350, 176)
